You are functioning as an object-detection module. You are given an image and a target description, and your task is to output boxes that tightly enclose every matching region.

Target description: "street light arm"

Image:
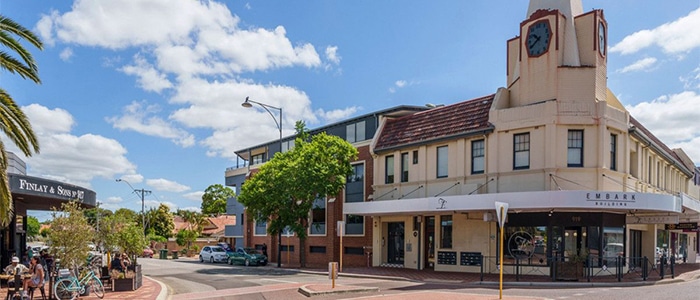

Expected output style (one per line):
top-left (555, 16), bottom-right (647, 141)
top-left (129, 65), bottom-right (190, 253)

top-left (116, 178), bottom-right (137, 193)
top-left (242, 97), bottom-right (282, 132)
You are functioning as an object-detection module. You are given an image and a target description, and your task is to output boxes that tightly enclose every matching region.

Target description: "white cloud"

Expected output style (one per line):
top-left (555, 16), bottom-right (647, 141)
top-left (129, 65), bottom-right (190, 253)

top-left (680, 67), bottom-right (700, 90)
top-left (179, 206), bottom-right (201, 213)
top-left (119, 54), bottom-right (173, 93)
top-left (325, 46), bottom-right (340, 64)
top-left (315, 107), bottom-right (360, 123)
top-left (389, 79), bottom-right (416, 93)
top-left (106, 101), bottom-right (195, 147)
top-left (611, 8), bottom-right (700, 55)
top-left (59, 47), bottom-right (73, 61)
top-left (146, 178), bottom-right (190, 192)
top-left (119, 174), bottom-right (144, 184)
top-left (183, 191), bottom-right (205, 202)
top-left (10, 104), bottom-right (137, 187)
top-left (395, 80), bottom-right (406, 88)
top-left (626, 91), bottom-right (700, 163)
top-left (617, 57), bottom-right (658, 73)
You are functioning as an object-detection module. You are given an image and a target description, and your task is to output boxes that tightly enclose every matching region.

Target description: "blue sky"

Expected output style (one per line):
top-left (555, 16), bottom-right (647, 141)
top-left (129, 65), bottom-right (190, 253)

top-left (2, 0), bottom-right (699, 220)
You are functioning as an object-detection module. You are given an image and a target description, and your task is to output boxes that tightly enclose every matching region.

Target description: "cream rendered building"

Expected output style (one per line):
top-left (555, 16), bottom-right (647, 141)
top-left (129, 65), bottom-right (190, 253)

top-left (345, 0), bottom-right (700, 275)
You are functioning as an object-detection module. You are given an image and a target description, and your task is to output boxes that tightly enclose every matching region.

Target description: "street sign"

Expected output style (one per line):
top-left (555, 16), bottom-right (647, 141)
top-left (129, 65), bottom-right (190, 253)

top-left (495, 201), bottom-right (509, 227)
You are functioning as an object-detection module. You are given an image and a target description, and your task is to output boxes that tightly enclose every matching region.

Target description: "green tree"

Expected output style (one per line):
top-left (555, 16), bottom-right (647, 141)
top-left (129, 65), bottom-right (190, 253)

top-left (146, 204), bottom-right (174, 239)
top-left (114, 208), bottom-right (137, 223)
top-left (47, 201), bottom-right (94, 269)
top-left (201, 184), bottom-right (234, 215)
top-left (0, 15), bottom-right (42, 226)
top-left (238, 121), bottom-right (357, 267)
top-left (26, 215), bottom-right (40, 238)
top-left (175, 229), bottom-right (197, 254)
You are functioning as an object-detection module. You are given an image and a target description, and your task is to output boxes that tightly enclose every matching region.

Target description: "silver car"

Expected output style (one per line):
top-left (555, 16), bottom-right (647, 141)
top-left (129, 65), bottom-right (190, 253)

top-left (199, 245), bottom-right (228, 263)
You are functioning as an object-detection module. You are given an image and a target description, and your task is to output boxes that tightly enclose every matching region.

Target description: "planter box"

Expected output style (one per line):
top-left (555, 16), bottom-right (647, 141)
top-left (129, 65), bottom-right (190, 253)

top-left (112, 278), bottom-right (135, 291)
top-left (555, 261), bottom-right (584, 281)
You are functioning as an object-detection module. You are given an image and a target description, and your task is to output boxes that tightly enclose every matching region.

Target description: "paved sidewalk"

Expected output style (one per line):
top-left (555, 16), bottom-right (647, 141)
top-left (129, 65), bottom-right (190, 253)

top-left (77, 276), bottom-right (166, 300)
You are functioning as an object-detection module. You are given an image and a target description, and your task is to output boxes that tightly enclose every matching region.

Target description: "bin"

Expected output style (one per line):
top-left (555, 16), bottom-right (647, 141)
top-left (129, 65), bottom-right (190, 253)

top-left (159, 249), bottom-right (168, 259)
top-left (171, 250), bottom-right (178, 259)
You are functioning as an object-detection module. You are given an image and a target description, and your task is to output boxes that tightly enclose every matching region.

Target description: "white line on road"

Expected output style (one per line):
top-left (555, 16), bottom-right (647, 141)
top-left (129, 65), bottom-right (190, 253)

top-left (259, 278), bottom-right (299, 283)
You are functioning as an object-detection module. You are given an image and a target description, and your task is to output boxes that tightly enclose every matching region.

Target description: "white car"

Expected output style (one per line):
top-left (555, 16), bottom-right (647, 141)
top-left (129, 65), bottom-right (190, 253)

top-left (199, 246), bottom-right (228, 263)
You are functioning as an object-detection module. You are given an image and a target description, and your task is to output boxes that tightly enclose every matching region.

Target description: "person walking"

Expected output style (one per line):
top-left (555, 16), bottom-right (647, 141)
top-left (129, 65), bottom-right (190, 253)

top-left (262, 243), bottom-right (268, 257)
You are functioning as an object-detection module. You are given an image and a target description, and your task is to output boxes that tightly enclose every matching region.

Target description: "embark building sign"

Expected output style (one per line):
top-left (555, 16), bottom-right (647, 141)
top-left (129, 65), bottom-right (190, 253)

top-left (8, 174), bottom-right (96, 205)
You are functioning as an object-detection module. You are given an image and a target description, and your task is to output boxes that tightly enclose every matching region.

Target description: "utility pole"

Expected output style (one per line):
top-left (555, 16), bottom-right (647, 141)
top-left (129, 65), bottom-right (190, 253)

top-left (116, 179), bottom-right (151, 235)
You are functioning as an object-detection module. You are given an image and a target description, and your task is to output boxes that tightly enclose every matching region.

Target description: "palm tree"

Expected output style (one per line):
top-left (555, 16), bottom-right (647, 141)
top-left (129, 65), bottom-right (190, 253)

top-left (0, 15), bottom-right (42, 226)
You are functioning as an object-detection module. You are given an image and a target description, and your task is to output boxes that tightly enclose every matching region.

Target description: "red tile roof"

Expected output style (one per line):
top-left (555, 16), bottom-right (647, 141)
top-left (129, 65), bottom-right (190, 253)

top-left (374, 94), bottom-right (495, 152)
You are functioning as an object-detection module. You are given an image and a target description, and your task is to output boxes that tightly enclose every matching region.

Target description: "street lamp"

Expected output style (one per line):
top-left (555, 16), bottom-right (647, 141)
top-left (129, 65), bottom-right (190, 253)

top-left (116, 179), bottom-right (151, 235)
top-left (242, 96), bottom-right (283, 268)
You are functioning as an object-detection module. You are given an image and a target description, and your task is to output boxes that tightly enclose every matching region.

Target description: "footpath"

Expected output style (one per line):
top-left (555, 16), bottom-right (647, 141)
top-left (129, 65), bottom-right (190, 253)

top-left (79, 256), bottom-right (700, 300)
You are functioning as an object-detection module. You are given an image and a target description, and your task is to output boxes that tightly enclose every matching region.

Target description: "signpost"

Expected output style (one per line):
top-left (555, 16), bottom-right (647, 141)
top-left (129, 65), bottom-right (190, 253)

top-left (495, 201), bottom-right (509, 300)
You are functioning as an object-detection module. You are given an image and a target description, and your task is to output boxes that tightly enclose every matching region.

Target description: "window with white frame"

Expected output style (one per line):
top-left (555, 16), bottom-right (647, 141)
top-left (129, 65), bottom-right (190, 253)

top-left (440, 215), bottom-right (453, 248)
top-left (345, 214), bottom-right (364, 235)
top-left (251, 153), bottom-right (266, 165)
top-left (281, 139), bottom-right (295, 153)
top-left (385, 155), bottom-right (394, 183)
top-left (567, 130), bottom-right (583, 167)
top-left (346, 121), bottom-right (366, 143)
top-left (345, 163), bottom-right (364, 203)
top-left (513, 133), bottom-right (530, 170)
top-left (610, 134), bottom-right (617, 171)
top-left (471, 139), bottom-right (485, 174)
top-left (437, 146), bottom-right (448, 178)
top-left (254, 219), bottom-right (267, 236)
top-left (310, 197), bottom-right (326, 235)
top-left (401, 152), bottom-right (409, 182)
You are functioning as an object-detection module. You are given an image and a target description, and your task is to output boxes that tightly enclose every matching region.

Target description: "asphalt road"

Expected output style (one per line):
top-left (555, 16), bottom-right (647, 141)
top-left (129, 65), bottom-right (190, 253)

top-left (139, 257), bottom-right (700, 300)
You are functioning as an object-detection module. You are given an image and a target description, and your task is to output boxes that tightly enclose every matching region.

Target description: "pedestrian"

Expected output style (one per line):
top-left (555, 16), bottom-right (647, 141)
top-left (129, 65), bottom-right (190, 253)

top-left (262, 243), bottom-right (268, 257)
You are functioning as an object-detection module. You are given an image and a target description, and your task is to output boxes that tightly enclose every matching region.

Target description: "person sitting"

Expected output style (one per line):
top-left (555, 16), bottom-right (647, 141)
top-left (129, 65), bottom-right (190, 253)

top-left (21, 256), bottom-right (44, 298)
top-left (3, 256), bottom-right (29, 288)
top-left (121, 253), bottom-right (131, 270)
top-left (110, 253), bottom-right (123, 273)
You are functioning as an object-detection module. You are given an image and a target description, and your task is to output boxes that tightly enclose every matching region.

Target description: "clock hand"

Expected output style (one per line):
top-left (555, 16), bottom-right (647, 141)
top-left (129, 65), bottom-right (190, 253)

top-left (529, 36), bottom-right (541, 49)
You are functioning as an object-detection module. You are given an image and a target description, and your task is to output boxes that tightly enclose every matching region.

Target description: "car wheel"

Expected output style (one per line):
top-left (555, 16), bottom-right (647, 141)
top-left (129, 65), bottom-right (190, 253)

top-left (200, 255), bottom-right (204, 263)
top-left (244, 259), bottom-right (250, 266)
top-left (228, 258), bottom-right (233, 265)
top-left (210, 257), bottom-right (214, 263)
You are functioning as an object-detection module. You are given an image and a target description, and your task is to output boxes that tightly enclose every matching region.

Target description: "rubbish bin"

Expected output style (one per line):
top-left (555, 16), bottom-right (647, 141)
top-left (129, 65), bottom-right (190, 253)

top-left (171, 250), bottom-right (178, 259)
top-left (159, 249), bottom-right (168, 259)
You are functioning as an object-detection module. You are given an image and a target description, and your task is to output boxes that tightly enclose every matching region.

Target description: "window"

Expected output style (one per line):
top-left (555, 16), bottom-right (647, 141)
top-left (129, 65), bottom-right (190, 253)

top-left (412, 150), bottom-right (418, 164)
top-left (254, 219), bottom-right (267, 236)
top-left (385, 155), bottom-right (394, 184)
top-left (437, 146), bottom-right (448, 178)
top-left (513, 133), bottom-right (530, 170)
top-left (345, 164), bottom-right (364, 203)
top-left (346, 121), bottom-right (366, 143)
top-left (610, 134), bottom-right (617, 171)
top-left (280, 245), bottom-right (295, 252)
top-left (345, 214), bottom-right (364, 235)
top-left (567, 130), bottom-right (584, 167)
top-left (310, 197), bottom-right (326, 235)
top-left (471, 139), bottom-right (485, 174)
top-left (309, 246), bottom-right (326, 253)
top-left (400, 152), bottom-right (409, 182)
top-left (440, 215), bottom-right (453, 248)
top-left (251, 153), bottom-right (266, 165)
top-left (344, 247), bottom-right (364, 255)
top-left (281, 139), bottom-right (295, 152)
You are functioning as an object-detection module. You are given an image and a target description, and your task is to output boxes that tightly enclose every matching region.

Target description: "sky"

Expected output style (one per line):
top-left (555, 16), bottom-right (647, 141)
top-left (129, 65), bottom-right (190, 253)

top-left (2, 0), bottom-right (699, 221)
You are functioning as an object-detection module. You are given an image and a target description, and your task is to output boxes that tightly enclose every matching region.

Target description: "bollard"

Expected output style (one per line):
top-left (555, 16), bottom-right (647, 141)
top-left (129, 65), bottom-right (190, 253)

top-left (328, 262), bottom-right (338, 288)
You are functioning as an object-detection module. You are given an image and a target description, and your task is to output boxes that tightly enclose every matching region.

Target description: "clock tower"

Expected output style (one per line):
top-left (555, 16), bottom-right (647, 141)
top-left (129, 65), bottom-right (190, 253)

top-left (500, 0), bottom-right (608, 108)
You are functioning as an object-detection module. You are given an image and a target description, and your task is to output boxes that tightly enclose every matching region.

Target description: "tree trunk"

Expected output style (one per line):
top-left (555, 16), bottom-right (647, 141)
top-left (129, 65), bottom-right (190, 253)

top-left (300, 237), bottom-right (306, 267)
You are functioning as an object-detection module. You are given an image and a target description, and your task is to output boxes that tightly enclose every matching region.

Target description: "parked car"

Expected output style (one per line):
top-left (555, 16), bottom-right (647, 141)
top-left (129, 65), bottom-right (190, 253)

top-left (199, 246), bottom-right (228, 263)
top-left (217, 242), bottom-right (234, 255)
top-left (142, 247), bottom-right (154, 258)
top-left (228, 247), bottom-right (267, 266)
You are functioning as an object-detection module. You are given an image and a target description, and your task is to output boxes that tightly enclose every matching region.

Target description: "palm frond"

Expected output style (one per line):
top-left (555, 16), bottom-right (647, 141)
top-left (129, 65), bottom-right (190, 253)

top-left (0, 139), bottom-right (12, 227)
top-left (0, 51), bottom-right (41, 83)
top-left (0, 88), bottom-right (40, 155)
top-left (0, 15), bottom-right (43, 49)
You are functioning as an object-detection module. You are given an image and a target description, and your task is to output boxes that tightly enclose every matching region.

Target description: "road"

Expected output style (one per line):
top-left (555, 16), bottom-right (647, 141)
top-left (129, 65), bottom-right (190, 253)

top-left (139, 257), bottom-right (700, 299)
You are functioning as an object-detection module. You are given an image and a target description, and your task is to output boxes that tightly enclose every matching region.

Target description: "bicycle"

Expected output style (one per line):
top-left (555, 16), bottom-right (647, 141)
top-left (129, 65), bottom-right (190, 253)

top-left (53, 267), bottom-right (105, 300)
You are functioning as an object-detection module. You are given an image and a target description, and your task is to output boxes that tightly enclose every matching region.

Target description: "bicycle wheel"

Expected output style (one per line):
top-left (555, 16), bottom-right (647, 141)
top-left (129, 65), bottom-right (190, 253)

top-left (89, 276), bottom-right (105, 298)
top-left (54, 278), bottom-right (77, 300)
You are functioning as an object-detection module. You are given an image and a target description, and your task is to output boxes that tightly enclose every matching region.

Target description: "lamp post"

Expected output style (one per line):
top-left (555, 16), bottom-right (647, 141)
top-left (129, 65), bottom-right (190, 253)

top-left (242, 96), bottom-right (283, 268)
top-left (116, 179), bottom-right (151, 235)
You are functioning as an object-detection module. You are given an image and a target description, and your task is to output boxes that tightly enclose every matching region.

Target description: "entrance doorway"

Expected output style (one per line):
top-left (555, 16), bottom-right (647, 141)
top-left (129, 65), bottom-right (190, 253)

top-left (424, 217), bottom-right (435, 269)
top-left (629, 229), bottom-right (642, 267)
top-left (387, 222), bottom-right (404, 264)
top-left (563, 226), bottom-right (586, 258)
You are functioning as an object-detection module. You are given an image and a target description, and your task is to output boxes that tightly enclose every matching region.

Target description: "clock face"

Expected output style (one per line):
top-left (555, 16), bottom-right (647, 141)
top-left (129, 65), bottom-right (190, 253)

top-left (526, 20), bottom-right (551, 57)
top-left (598, 22), bottom-right (606, 56)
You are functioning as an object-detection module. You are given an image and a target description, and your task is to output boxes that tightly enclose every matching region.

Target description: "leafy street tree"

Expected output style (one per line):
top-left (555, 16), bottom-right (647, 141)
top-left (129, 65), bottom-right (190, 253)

top-left (239, 121), bottom-right (358, 267)
top-left (175, 209), bottom-right (208, 233)
top-left (47, 201), bottom-right (94, 269)
top-left (0, 15), bottom-right (42, 226)
top-left (201, 184), bottom-right (235, 215)
top-left (26, 215), bottom-right (40, 239)
top-left (146, 204), bottom-right (174, 239)
top-left (114, 208), bottom-right (138, 223)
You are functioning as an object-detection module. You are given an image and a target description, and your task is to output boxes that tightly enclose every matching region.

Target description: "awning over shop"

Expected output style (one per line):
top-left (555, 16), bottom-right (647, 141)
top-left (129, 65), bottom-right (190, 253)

top-left (344, 190), bottom-right (681, 216)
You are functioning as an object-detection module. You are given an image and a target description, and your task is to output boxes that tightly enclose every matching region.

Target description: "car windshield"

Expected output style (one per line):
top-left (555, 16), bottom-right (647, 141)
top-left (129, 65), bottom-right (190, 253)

top-left (212, 247), bottom-right (225, 252)
top-left (245, 248), bottom-right (262, 255)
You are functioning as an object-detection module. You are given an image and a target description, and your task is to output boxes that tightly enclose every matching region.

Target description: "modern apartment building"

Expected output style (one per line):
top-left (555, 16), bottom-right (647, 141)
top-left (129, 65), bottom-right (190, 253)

top-left (345, 0), bottom-right (700, 274)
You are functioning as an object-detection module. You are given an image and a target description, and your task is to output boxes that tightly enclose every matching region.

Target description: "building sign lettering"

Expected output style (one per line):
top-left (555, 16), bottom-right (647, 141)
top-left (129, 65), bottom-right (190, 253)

top-left (586, 192), bottom-right (636, 207)
top-left (665, 223), bottom-right (698, 230)
top-left (18, 178), bottom-right (85, 200)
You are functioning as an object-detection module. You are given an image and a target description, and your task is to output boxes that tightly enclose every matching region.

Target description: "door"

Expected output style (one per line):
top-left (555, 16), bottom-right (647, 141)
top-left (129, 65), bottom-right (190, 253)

top-left (387, 222), bottom-right (405, 264)
top-left (564, 226), bottom-right (585, 259)
top-left (424, 217), bottom-right (435, 269)
top-left (629, 230), bottom-right (642, 267)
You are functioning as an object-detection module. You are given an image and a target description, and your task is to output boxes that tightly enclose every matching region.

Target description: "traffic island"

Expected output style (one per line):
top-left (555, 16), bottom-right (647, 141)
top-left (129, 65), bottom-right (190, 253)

top-left (297, 284), bottom-right (379, 297)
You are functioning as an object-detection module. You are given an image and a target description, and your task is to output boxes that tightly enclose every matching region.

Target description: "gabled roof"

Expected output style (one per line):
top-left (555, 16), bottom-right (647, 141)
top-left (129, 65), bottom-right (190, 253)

top-left (374, 94), bottom-right (495, 152)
